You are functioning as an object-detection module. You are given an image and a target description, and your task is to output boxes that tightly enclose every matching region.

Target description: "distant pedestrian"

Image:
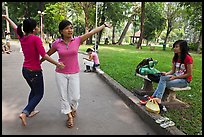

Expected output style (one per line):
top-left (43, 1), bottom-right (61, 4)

top-left (48, 35), bottom-right (54, 49)
top-left (2, 41), bottom-right (10, 54)
top-left (2, 15), bottom-right (65, 127)
top-left (5, 32), bottom-right (11, 52)
top-left (41, 20), bottom-right (111, 128)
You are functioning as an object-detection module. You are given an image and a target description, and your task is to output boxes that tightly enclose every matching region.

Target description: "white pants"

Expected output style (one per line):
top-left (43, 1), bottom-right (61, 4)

top-left (83, 59), bottom-right (94, 70)
top-left (55, 72), bottom-right (80, 115)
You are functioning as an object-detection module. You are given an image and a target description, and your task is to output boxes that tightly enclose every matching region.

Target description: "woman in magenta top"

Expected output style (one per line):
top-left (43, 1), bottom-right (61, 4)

top-left (2, 15), bottom-right (64, 126)
top-left (42, 20), bottom-right (111, 128)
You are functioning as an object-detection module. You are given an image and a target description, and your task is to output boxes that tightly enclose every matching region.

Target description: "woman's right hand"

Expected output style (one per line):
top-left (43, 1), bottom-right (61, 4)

top-left (57, 62), bottom-right (65, 69)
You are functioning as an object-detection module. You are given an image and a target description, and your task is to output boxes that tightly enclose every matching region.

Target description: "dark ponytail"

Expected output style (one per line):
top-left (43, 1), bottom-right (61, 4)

top-left (16, 18), bottom-right (37, 38)
top-left (17, 24), bottom-right (24, 38)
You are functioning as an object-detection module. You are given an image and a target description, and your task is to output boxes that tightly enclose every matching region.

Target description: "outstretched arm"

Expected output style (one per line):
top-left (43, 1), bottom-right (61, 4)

top-left (80, 22), bottom-right (111, 44)
top-left (40, 47), bottom-right (57, 63)
top-left (2, 15), bottom-right (17, 30)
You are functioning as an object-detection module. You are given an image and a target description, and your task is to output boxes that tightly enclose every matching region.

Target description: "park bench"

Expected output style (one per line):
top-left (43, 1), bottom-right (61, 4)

top-left (134, 73), bottom-right (191, 109)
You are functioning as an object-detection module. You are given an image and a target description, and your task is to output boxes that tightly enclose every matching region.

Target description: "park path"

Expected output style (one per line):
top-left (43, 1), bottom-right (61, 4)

top-left (2, 40), bottom-right (157, 135)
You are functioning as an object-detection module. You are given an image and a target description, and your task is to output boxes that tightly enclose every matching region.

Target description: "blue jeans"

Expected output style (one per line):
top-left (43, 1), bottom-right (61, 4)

top-left (22, 67), bottom-right (44, 116)
top-left (152, 75), bottom-right (188, 99)
top-left (93, 63), bottom-right (100, 71)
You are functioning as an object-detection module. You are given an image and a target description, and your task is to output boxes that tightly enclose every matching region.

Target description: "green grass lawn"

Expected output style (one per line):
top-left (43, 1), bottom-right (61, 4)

top-left (80, 44), bottom-right (202, 135)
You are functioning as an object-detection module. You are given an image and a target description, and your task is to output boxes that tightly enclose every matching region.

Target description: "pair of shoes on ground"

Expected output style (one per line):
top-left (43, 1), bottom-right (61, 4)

top-left (139, 95), bottom-right (154, 105)
top-left (155, 116), bottom-right (175, 128)
top-left (160, 120), bottom-right (175, 128)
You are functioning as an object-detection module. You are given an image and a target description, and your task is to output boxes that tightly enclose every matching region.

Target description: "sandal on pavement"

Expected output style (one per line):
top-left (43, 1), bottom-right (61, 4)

top-left (66, 117), bottom-right (74, 128)
top-left (71, 110), bottom-right (76, 118)
top-left (155, 116), bottom-right (169, 124)
top-left (160, 120), bottom-right (175, 128)
top-left (28, 110), bottom-right (40, 118)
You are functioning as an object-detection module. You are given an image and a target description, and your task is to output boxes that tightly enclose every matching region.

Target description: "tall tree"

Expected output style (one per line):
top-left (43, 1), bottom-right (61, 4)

top-left (98, 2), bottom-right (106, 44)
top-left (162, 2), bottom-right (183, 50)
top-left (117, 4), bottom-right (139, 45)
top-left (143, 2), bottom-right (166, 45)
top-left (137, 2), bottom-right (145, 49)
top-left (117, 14), bottom-right (135, 45)
top-left (80, 2), bottom-right (95, 45)
top-left (180, 2), bottom-right (202, 53)
top-left (105, 2), bottom-right (132, 44)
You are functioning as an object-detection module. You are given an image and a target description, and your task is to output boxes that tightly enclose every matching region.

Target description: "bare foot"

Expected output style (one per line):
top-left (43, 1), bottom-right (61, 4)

top-left (71, 107), bottom-right (76, 118)
top-left (153, 97), bottom-right (161, 104)
top-left (28, 110), bottom-right (40, 118)
top-left (19, 113), bottom-right (27, 126)
top-left (66, 116), bottom-right (74, 128)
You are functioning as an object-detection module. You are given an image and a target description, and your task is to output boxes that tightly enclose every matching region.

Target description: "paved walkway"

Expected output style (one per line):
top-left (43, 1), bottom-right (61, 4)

top-left (2, 41), bottom-right (157, 135)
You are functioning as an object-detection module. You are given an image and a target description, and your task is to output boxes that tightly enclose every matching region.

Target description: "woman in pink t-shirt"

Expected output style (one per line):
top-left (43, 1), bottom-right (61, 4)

top-left (42, 20), bottom-right (111, 128)
top-left (2, 15), bottom-right (64, 127)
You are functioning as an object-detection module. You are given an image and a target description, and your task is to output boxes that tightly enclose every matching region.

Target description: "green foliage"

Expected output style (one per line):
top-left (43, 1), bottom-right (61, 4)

top-left (180, 2), bottom-right (202, 31)
top-left (80, 44), bottom-right (202, 135)
top-left (188, 42), bottom-right (199, 52)
top-left (144, 2), bottom-right (166, 41)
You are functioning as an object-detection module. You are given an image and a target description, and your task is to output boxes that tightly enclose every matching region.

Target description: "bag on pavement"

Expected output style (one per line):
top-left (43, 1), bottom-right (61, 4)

top-left (145, 98), bottom-right (160, 114)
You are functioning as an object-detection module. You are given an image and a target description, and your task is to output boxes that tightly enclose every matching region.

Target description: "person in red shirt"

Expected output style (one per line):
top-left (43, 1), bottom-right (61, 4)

top-left (2, 15), bottom-right (65, 126)
top-left (151, 40), bottom-right (193, 112)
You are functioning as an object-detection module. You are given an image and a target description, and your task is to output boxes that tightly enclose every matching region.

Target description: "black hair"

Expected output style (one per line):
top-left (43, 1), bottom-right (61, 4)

top-left (59, 20), bottom-right (72, 39)
top-left (172, 40), bottom-right (190, 68)
top-left (17, 18), bottom-right (37, 38)
top-left (86, 48), bottom-right (94, 52)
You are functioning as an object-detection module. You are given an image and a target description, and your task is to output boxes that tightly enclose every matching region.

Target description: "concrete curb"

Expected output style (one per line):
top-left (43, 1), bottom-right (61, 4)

top-left (95, 68), bottom-right (186, 135)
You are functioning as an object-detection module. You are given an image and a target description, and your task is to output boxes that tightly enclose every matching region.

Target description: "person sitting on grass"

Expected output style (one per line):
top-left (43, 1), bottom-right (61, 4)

top-left (83, 48), bottom-right (100, 72)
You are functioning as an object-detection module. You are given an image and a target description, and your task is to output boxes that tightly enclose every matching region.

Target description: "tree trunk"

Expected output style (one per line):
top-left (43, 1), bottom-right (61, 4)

top-left (197, 30), bottom-right (202, 54)
top-left (98, 3), bottom-right (106, 44)
top-left (80, 2), bottom-right (91, 45)
top-left (163, 30), bottom-right (170, 51)
top-left (84, 14), bottom-right (91, 45)
top-left (117, 14), bottom-right (135, 45)
top-left (137, 2), bottom-right (145, 49)
top-left (112, 26), bottom-right (116, 44)
top-left (163, 20), bottom-right (172, 51)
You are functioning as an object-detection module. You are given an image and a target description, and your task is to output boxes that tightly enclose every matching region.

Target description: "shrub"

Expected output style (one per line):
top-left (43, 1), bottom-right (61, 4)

top-left (188, 42), bottom-right (199, 51)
